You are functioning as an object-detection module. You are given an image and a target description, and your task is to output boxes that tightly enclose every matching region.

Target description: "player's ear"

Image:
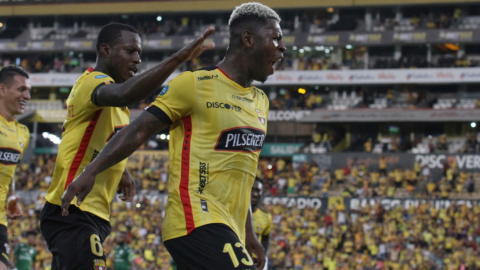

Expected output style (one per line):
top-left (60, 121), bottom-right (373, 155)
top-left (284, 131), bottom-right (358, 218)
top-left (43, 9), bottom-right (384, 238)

top-left (242, 30), bottom-right (255, 48)
top-left (100, 43), bottom-right (112, 58)
top-left (0, 83), bottom-right (6, 98)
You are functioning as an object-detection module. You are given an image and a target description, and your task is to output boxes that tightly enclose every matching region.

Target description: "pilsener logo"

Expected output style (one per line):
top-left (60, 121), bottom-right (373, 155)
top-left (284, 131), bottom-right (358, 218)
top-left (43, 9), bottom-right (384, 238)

top-left (206, 102), bottom-right (242, 113)
top-left (215, 127), bottom-right (265, 152)
top-left (0, 148), bottom-right (21, 165)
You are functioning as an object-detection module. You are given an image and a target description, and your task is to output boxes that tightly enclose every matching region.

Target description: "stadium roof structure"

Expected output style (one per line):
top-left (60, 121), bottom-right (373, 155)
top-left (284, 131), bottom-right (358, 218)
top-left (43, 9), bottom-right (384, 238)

top-left (0, 0), bottom-right (480, 16)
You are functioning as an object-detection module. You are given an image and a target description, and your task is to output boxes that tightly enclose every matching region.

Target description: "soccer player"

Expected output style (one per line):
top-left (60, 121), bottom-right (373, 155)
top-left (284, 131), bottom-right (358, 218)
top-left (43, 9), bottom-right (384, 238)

top-left (40, 23), bottom-right (214, 270)
top-left (0, 65), bottom-right (31, 270)
top-left (12, 231), bottom-right (37, 270)
top-left (251, 179), bottom-right (272, 270)
top-left (62, 3), bottom-right (285, 269)
top-left (111, 232), bottom-right (135, 270)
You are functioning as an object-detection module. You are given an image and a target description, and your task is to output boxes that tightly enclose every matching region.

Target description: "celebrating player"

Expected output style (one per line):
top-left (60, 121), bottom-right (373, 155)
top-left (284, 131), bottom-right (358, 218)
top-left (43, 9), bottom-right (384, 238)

top-left (40, 23), bottom-right (215, 270)
top-left (62, 3), bottom-right (285, 269)
top-left (0, 66), bottom-right (31, 270)
top-left (251, 178), bottom-right (272, 270)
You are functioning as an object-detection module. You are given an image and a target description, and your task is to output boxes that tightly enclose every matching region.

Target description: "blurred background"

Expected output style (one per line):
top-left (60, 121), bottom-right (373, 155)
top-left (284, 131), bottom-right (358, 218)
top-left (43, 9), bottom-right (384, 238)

top-left (6, 0), bottom-right (480, 269)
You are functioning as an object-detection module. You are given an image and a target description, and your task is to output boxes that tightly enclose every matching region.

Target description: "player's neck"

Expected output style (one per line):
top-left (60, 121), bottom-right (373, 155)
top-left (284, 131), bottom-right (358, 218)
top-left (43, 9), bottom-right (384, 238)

top-left (217, 55), bottom-right (253, 88)
top-left (252, 205), bottom-right (258, 212)
top-left (0, 104), bottom-right (14, 122)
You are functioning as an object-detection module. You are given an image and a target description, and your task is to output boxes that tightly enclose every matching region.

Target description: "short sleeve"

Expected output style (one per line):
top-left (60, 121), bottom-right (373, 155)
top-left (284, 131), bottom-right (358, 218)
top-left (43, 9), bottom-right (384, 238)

top-left (76, 72), bottom-right (114, 111)
top-left (263, 213), bottom-right (273, 235)
top-left (146, 71), bottom-right (196, 125)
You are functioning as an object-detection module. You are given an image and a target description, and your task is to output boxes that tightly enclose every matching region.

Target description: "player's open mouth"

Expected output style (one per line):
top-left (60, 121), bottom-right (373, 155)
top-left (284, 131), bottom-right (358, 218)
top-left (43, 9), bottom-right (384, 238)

top-left (128, 67), bottom-right (138, 76)
top-left (18, 100), bottom-right (27, 109)
top-left (271, 57), bottom-right (282, 67)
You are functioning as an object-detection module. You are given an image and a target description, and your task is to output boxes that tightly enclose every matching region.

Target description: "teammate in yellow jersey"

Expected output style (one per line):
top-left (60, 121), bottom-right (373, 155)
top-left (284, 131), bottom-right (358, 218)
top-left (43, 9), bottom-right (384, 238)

top-left (251, 179), bottom-right (272, 270)
top-left (40, 22), bottom-right (214, 270)
top-left (62, 2), bottom-right (285, 269)
top-left (0, 65), bottom-right (31, 270)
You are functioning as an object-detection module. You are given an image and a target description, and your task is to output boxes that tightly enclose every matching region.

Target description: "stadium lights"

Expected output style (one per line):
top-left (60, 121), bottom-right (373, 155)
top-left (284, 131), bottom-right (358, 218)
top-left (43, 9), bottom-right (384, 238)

top-left (346, 45), bottom-right (353, 49)
top-left (303, 46), bottom-right (312, 52)
top-left (292, 46), bottom-right (297, 50)
top-left (471, 122), bottom-right (477, 128)
top-left (299, 49), bottom-right (304, 53)
top-left (136, 203), bottom-right (141, 208)
top-left (327, 7), bottom-right (334, 13)
top-left (267, 165), bottom-right (272, 169)
top-left (159, 134), bottom-right (166, 140)
top-left (167, 135), bottom-right (170, 140)
top-left (42, 132), bottom-right (61, 145)
top-left (325, 49), bottom-right (330, 53)
top-left (314, 86), bottom-right (320, 90)
top-left (315, 46), bottom-right (324, 51)
top-left (0, 22), bottom-right (3, 28)
top-left (157, 16), bottom-right (162, 22)
top-left (298, 88), bottom-right (306, 94)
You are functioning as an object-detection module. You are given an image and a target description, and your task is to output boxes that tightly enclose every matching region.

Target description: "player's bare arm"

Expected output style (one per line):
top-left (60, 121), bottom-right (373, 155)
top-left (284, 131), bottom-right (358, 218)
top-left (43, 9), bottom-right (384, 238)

top-left (245, 208), bottom-right (265, 269)
top-left (93, 26), bottom-right (215, 107)
top-left (61, 111), bottom-right (168, 215)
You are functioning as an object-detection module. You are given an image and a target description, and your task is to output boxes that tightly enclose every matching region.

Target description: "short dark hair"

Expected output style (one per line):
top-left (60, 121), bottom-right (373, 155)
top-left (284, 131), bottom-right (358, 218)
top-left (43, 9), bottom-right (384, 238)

top-left (26, 231), bottom-right (37, 237)
top-left (0, 65), bottom-right (29, 87)
top-left (96, 23), bottom-right (138, 54)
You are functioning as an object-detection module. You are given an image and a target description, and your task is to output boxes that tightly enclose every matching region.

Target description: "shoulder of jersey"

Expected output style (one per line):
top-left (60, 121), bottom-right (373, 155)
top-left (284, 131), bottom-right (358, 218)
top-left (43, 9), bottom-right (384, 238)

top-left (17, 122), bottom-right (30, 135)
top-left (253, 86), bottom-right (268, 101)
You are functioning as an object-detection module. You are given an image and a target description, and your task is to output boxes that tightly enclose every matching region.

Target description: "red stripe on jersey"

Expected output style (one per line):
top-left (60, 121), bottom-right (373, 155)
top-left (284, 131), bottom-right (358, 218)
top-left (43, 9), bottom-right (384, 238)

top-left (87, 67), bottom-right (94, 73)
top-left (180, 116), bottom-right (195, 234)
top-left (64, 109), bottom-right (103, 190)
top-left (217, 67), bottom-right (232, 80)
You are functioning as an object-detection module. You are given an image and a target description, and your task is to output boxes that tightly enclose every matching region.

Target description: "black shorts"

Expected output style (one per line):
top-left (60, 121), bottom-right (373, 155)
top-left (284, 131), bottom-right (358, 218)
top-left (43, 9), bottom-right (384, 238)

top-left (40, 201), bottom-right (111, 270)
top-left (164, 223), bottom-right (257, 270)
top-left (0, 225), bottom-right (9, 267)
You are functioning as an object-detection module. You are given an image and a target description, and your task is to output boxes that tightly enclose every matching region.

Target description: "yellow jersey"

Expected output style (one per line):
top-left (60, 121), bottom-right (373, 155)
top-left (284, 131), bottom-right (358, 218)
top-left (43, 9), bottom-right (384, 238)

top-left (252, 207), bottom-right (273, 242)
top-left (146, 66), bottom-right (269, 243)
top-left (45, 67), bottom-right (129, 221)
top-left (0, 113), bottom-right (29, 226)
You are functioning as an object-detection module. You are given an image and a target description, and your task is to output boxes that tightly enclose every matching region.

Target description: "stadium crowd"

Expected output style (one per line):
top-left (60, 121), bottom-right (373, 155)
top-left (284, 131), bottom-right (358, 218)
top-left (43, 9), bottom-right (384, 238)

top-left (9, 182), bottom-right (480, 270)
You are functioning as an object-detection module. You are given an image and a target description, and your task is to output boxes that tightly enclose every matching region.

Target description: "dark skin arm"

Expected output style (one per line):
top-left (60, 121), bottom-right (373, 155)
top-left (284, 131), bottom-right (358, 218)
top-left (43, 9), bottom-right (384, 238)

top-left (61, 111), bottom-right (168, 214)
top-left (94, 27), bottom-right (215, 107)
top-left (245, 208), bottom-right (265, 270)
top-left (261, 233), bottom-right (270, 255)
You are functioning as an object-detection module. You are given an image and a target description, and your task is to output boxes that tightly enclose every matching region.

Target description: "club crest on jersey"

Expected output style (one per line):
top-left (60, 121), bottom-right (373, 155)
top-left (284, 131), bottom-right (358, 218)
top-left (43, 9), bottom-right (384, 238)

top-left (258, 117), bottom-right (266, 125)
top-left (93, 259), bottom-right (106, 270)
top-left (159, 85), bottom-right (169, 96)
top-left (214, 127), bottom-right (265, 152)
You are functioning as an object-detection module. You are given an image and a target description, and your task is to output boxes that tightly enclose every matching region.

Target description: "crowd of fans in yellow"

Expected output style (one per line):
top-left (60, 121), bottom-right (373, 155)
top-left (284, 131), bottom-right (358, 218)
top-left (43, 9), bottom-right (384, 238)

top-left (8, 154), bottom-right (480, 269)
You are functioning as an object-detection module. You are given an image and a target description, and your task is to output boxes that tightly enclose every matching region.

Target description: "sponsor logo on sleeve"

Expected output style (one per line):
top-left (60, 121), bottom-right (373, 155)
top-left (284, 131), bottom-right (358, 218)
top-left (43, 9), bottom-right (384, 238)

top-left (0, 148), bottom-right (21, 165)
top-left (159, 85), bottom-right (169, 96)
top-left (214, 127), bottom-right (265, 152)
top-left (95, 75), bottom-right (108, 79)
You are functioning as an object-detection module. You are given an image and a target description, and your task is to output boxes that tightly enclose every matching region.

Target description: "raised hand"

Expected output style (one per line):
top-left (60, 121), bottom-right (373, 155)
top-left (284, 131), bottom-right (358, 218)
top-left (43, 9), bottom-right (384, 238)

top-left (175, 26), bottom-right (216, 62)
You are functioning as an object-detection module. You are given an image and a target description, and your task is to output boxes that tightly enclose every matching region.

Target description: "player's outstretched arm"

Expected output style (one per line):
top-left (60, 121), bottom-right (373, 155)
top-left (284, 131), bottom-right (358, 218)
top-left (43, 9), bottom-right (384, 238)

top-left (245, 208), bottom-right (265, 269)
top-left (61, 111), bottom-right (168, 216)
top-left (94, 27), bottom-right (215, 107)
